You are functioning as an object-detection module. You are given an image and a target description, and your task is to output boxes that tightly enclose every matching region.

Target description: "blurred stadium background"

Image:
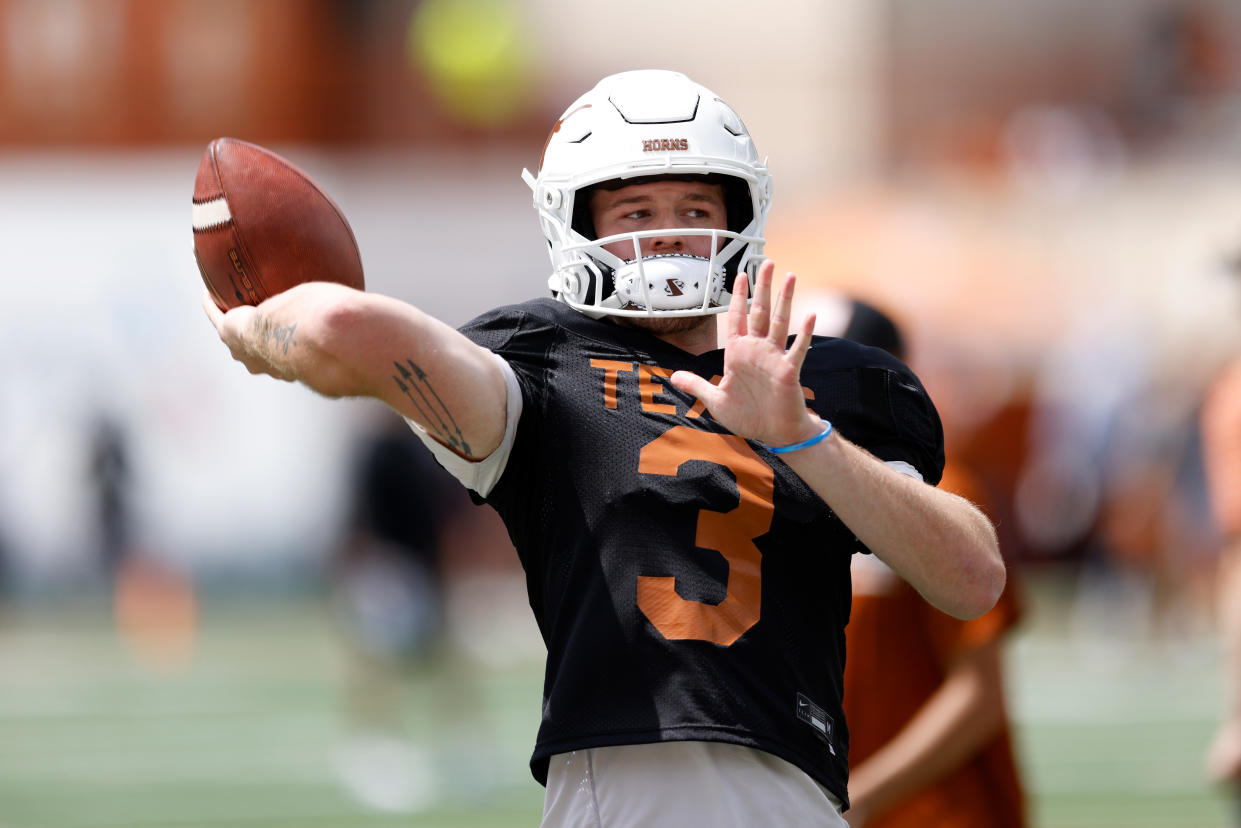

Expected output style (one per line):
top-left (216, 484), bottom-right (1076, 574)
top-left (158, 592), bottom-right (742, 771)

top-left (2, 0), bottom-right (1241, 825)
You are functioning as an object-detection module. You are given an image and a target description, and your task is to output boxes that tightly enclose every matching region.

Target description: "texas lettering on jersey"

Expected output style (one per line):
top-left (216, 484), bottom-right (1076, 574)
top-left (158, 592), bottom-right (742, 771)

top-left (589, 357), bottom-right (815, 419)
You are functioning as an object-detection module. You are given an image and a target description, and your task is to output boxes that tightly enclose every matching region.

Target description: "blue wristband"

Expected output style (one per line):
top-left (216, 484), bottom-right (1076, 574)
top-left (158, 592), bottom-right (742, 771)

top-left (767, 421), bottom-right (833, 454)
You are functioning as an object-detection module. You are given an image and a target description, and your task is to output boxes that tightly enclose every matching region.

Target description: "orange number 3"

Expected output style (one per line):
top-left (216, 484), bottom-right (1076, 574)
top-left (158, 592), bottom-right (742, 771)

top-left (636, 426), bottom-right (775, 646)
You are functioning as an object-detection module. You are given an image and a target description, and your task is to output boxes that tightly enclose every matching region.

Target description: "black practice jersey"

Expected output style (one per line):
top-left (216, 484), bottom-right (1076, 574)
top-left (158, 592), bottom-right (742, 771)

top-left (458, 297), bottom-right (944, 806)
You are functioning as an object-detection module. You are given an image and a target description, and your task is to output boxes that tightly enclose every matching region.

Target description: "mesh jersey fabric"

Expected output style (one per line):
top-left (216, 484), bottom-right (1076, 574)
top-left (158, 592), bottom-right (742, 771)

top-left (457, 297), bottom-right (945, 806)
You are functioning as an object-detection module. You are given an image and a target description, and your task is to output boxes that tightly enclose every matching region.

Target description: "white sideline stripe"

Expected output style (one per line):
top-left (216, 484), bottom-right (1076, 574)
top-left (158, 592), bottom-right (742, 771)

top-left (192, 197), bottom-right (231, 230)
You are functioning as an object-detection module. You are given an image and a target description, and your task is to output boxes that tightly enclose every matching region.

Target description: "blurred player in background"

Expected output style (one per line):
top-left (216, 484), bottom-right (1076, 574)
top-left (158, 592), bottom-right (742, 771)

top-left (1203, 332), bottom-right (1241, 818)
top-left (88, 413), bottom-right (133, 580)
top-left (334, 408), bottom-right (458, 701)
top-left (330, 407), bottom-right (466, 812)
top-left (811, 296), bottom-right (1027, 827)
top-left (203, 70), bottom-right (1004, 826)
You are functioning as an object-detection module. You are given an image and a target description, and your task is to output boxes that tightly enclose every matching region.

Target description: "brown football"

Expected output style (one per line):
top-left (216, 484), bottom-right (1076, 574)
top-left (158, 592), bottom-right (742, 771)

top-left (192, 137), bottom-right (365, 310)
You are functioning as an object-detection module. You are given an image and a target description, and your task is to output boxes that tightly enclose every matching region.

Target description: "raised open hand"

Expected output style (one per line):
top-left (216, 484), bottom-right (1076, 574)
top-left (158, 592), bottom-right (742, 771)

top-left (670, 260), bottom-right (823, 447)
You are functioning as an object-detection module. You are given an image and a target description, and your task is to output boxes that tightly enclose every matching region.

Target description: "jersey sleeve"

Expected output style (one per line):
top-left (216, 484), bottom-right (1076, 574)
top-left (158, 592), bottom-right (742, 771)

top-left (403, 351), bottom-right (522, 497)
top-left (457, 304), bottom-right (554, 394)
top-left (882, 362), bottom-right (945, 485)
top-left (400, 303), bottom-right (556, 499)
top-left (456, 304), bottom-right (558, 498)
top-left (806, 340), bottom-right (946, 486)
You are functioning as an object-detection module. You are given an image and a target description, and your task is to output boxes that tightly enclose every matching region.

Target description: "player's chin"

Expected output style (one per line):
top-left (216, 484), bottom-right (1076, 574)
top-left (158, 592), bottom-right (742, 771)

top-left (614, 313), bottom-right (714, 336)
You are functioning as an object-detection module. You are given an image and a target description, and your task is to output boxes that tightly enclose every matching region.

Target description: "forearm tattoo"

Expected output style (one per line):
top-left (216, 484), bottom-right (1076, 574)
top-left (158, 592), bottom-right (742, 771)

top-left (392, 359), bottom-right (471, 454)
top-left (250, 314), bottom-right (298, 357)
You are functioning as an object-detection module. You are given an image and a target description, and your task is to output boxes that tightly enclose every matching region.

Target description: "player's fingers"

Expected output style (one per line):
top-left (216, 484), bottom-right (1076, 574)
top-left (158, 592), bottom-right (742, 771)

top-left (727, 272), bottom-right (749, 339)
top-left (768, 271), bottom-right (796, 344)
top-left (786, 312), bottom-right (816, 370)
top-left (748, 260), bottom-right (773, 338)
top-left (201, 289), bottom-right (224, 329)
top-left (670, 369), bottom-right (717, 405)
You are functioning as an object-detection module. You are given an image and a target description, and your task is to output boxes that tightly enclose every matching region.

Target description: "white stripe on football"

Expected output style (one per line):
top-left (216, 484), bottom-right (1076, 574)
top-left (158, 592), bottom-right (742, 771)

top-left (191, 197), bottom-right (232, 231)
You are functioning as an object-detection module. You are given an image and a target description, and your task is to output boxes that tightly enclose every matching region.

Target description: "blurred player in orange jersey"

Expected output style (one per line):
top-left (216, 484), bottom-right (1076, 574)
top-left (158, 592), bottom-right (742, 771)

top-left (811, 295), bottom-right (1027, 827)
top-left (1204, 349), bottom-right (1241, 804)
top-left (843, 459), bottom-right (1026, 828)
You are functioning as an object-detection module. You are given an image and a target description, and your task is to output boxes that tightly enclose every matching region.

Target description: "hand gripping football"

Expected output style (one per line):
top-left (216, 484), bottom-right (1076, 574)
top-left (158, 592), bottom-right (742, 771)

top-left (192, 137), bottom-right (365, 310)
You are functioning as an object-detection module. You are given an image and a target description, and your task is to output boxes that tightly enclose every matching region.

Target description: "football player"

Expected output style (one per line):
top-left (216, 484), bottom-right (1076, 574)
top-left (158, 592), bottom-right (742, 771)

top-left (1204, 349), bottom-right (1241, 807)
top-left (818, 297), bottom-right (1026, 827)
top-left (203, 70), bottom-right (1004, 827)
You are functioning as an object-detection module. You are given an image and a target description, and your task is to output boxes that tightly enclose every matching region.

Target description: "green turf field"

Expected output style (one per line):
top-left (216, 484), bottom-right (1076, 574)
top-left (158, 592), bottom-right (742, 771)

top-left (1010, 570), bottom-right (1232, 828)
top-left (0, 571), bottom-right (1232, 828)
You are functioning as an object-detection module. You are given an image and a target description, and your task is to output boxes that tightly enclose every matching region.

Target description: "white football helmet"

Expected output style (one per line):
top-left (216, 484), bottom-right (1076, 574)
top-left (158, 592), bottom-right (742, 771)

top-left (522, 70), bottom-right (772, 318)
